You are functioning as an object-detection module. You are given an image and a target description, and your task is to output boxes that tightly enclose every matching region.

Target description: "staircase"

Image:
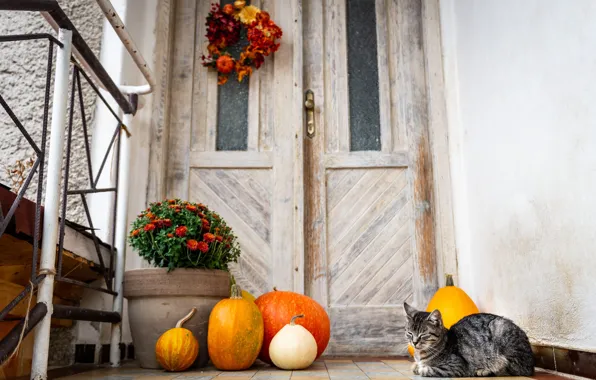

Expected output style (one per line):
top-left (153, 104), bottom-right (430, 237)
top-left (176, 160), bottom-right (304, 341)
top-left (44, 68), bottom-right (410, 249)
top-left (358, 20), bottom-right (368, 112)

top-left (0, 194), bottom-right (110, 379)
top-left (0, 1), bottom-right (150, 378)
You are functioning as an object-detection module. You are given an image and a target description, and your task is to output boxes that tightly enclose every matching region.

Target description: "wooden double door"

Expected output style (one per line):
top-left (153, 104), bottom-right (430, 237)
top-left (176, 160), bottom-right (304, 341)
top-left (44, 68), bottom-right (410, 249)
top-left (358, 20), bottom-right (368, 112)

top-left (166, 0), bottom-right (438, 356)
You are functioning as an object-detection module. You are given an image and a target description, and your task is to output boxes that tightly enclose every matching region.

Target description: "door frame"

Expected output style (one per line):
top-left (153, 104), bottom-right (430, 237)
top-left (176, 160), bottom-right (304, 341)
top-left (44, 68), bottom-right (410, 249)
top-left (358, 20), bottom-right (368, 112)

top-left (144, 0), bottom-right (457, 299)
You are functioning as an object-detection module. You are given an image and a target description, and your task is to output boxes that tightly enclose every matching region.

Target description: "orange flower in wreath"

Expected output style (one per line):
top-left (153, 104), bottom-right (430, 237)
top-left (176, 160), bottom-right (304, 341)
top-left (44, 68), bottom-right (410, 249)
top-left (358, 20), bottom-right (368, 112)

top-left (216, 55), bottom-right (235, 74)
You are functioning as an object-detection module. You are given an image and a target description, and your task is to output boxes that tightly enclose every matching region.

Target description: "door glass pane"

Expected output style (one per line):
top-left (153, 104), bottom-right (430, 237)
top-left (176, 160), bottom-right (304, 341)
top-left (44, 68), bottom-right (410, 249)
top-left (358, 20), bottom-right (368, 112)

top-left (216, 0), bottom-right (249, 151)
top-left (346, 0), bottom-right (381, 151)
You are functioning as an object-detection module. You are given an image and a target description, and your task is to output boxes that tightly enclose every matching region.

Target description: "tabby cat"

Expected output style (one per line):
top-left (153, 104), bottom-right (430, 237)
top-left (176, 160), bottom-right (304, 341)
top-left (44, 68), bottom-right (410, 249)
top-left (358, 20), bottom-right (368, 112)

top-left (404, 302), bottom-right (534, 377)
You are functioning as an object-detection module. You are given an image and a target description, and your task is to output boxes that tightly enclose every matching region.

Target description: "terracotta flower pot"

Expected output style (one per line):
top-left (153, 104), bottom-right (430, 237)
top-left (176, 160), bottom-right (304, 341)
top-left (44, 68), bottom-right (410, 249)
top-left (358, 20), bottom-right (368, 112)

top-left (123, 268), bottom-right (229, 369)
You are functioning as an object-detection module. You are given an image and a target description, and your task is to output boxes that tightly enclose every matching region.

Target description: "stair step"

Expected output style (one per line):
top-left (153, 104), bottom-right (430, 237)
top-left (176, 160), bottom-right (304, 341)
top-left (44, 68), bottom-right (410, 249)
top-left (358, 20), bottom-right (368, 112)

top-left (0, 280), bottom-right (73, 327)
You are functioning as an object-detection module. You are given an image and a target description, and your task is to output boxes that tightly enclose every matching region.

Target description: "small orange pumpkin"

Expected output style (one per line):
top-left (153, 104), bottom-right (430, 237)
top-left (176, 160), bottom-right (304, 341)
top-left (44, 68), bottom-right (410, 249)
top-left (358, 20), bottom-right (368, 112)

top-left (242, 289), bottom-right (256, 303)
top-left (208, 280), bottom-right (264, 370)
top-left (155, 308), bottom-right (199, 371)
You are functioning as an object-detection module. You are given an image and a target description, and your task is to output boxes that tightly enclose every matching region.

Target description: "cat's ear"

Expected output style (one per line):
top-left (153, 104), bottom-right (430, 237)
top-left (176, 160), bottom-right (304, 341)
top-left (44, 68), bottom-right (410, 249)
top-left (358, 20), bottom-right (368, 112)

top-left (428, 309), bottom-right (443, 326)
top-left (403, 302), bottom-right (417, 318)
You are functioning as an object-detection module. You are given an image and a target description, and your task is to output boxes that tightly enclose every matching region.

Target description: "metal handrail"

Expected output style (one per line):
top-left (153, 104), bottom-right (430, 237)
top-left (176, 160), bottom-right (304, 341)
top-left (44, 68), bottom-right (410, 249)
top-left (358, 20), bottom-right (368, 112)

top-left (0, 0), bottom-right (135, 113)
top-left (95, 0), bottom-right (155, 95)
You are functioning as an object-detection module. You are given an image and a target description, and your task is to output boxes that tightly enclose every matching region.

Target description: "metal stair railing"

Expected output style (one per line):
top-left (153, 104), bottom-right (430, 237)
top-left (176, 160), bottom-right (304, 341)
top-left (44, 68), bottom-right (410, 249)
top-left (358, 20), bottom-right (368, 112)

top-left (0, 1), bottom-right (153, 378)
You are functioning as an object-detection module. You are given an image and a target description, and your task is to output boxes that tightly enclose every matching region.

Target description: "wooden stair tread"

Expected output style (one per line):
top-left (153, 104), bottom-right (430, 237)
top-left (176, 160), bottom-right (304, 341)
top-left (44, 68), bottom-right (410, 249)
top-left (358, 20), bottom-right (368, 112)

top-left (0, 233), bottom-right (106, 283)
top-left (0, 280), bottom-right (73, 327)
top-left (0, 320), bottom-right (34, 380)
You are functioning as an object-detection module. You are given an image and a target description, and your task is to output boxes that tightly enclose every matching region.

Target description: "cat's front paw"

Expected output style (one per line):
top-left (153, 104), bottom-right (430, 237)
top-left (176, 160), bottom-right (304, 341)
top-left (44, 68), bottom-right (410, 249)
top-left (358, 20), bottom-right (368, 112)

top-left (475, 368), bottom-right (492, 377)
top-left (412, 364), bottom-right (420, 375)
top-left (414, 364), bottom-right (434, 377)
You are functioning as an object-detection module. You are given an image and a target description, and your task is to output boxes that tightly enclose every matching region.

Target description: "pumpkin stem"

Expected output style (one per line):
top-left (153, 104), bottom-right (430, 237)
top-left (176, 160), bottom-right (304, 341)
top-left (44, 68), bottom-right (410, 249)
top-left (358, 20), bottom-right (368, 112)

top-left (290, 314), bottom-right (305, 325)
top-left (445, 274), bottom-right (454, 286)
top-left (273, 286), bottom-right (278, 291)
top-left (175, 307), bottom-right (196, 328)
top-left (230, 283), bottom-right (243, 299)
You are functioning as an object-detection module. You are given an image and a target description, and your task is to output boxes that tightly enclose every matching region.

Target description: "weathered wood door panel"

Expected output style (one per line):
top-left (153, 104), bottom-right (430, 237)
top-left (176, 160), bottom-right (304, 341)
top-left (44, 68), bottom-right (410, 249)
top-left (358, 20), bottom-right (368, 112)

top-left (165, 0), bottom-right (437, 356)
top-left (166, 0), bottom-right (304, 295)
top-left (303, 0), bottom-right (438, 355)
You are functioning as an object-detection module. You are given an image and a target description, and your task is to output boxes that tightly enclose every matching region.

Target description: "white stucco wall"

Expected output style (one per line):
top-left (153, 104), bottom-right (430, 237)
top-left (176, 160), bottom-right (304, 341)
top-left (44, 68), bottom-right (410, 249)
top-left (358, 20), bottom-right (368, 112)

top-left (0, 2), bottom-right (104, 226)
top-left (440, 0), bottom-right (596, 351)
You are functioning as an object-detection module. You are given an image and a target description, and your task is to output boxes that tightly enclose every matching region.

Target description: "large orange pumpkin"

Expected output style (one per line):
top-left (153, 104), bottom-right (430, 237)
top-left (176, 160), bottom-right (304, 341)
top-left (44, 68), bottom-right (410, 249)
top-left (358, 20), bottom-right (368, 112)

top-left (208, 282), bottom-right (264, 370)
top-left (408, 274), bottom-right (479, 357)
top-left (155, 308), bottom-right (199, 371)
top-left (255, 288), bottom-right (330, 364)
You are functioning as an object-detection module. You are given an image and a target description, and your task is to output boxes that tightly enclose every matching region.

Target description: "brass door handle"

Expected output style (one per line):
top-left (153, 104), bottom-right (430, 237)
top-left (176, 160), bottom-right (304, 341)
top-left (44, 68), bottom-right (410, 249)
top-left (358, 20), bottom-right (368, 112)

top-left (305, 90), bottom-right (315, 138)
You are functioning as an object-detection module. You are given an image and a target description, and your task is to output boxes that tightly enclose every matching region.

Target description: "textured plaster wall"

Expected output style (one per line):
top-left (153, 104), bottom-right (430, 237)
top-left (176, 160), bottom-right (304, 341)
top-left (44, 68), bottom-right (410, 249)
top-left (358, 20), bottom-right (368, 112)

top-left (0, 1), bottom-right (104, 226)
top-left (440, 0), bottom-right (596, 351)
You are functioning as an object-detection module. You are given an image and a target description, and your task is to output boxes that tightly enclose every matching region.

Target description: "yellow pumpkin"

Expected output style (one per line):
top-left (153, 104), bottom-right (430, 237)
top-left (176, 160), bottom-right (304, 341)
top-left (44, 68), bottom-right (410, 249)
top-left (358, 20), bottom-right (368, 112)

top-left (426, 274), bottom-right (479, 328)
top-left (407, 274), bottom-right (479, 357)
top-left (208, 282), bottom-right (264, 370)
top-left (242, 289), bottom-right (256, 303)
top-left (155, 308), bottom-right (199, 371)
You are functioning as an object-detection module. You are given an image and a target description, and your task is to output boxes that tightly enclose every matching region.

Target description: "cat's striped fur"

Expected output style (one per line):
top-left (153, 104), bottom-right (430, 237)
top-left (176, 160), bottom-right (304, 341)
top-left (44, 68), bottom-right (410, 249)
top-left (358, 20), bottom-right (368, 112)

top-left (404, 303), bottom-right (535, 377)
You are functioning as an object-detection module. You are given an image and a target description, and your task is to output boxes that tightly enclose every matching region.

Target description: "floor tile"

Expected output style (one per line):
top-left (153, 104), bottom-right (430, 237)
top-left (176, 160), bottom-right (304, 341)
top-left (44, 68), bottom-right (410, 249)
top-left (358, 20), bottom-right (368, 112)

top-left (54, 359), bottom-right (561, 380)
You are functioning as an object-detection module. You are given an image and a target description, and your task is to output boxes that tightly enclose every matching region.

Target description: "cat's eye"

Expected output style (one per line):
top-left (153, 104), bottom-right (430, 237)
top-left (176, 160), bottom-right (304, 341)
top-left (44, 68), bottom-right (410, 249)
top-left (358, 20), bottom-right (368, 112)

top-left (420, 334), bottom-right (431, 339)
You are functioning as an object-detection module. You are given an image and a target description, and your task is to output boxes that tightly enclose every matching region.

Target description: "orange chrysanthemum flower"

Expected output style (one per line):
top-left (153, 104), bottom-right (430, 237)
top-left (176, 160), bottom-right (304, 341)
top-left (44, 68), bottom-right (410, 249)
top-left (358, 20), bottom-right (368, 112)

top-left (187, 239), bottom-right (200, 251)
top-left (175, 226), bottom-right (188, 237)
top-left (203, 233), bottom-right (215, 243)
top-left (197, 241), bottom-right (210, 253)
top-left (144, 223), bottom-right (156, 232)
top-left (201, 219), bottom-right (210, 230)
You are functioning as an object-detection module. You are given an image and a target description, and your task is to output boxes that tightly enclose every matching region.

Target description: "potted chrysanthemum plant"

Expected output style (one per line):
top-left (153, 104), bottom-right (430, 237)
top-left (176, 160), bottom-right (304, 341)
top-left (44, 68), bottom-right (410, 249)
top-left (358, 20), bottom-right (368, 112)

top-left (124, 199), bottom-right (241, 369)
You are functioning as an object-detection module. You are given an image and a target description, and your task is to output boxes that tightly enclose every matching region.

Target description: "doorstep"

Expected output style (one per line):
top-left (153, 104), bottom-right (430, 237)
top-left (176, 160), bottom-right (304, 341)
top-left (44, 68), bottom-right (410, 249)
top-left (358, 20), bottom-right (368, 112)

top-left (32, 358), bottom-right (580, 380)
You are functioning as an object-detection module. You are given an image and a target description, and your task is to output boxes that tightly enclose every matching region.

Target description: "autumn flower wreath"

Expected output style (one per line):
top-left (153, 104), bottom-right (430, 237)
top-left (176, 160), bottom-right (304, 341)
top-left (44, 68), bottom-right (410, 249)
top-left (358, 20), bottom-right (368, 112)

top-left (201, 1), bottom-right (283, 85)
top-left (129, 199), bottom-right (241, 271)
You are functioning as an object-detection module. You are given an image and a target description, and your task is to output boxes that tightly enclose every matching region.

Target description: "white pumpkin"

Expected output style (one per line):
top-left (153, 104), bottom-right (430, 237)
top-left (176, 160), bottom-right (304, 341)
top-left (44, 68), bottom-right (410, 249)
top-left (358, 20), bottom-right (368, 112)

top-left (269, 314), bottom-right (318, 370)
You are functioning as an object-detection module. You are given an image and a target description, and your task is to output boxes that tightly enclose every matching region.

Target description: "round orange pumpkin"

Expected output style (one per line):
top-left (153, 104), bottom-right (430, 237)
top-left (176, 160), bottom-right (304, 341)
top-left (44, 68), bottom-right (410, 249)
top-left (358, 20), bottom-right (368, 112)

top-left (208, 282), bottom-right (264, 370)
top-left (155, 308), bottom-right (199, 371)
top-left (255, 288), bottom-right (330, 364)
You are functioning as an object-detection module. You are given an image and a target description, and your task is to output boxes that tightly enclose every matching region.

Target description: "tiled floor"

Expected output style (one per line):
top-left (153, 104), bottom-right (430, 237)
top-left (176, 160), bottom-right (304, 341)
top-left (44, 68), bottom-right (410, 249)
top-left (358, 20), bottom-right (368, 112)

top-left (54, 359), bottom-right (569, 380)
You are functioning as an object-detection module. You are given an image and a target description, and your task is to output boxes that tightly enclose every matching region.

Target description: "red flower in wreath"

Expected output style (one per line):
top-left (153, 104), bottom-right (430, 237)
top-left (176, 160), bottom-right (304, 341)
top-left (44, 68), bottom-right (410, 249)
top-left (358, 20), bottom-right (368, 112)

top-left (202, 2), bottom-right (282, 85)
top-left (144, 223), bottom-right (156, 232)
